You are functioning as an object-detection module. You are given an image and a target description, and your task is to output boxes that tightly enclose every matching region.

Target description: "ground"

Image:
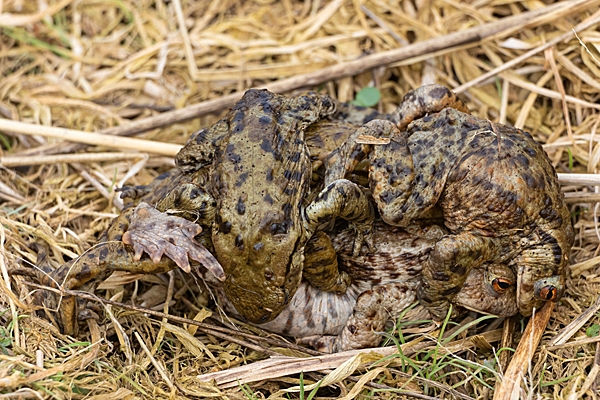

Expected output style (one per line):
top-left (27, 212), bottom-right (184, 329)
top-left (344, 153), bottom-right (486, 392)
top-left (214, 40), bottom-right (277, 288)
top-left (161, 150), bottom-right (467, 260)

top-left (1, 0), bottom-right (600, 399)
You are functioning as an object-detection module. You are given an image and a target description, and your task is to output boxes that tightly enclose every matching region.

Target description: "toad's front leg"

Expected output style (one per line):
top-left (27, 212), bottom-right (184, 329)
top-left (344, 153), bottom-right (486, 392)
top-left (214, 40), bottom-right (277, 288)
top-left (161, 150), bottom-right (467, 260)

top-left (305, 178), bottom-right (375, 255)
top-left (418, 232), bottom-right (497, 321)
top-left (302, 179), bottom-right (375, 292)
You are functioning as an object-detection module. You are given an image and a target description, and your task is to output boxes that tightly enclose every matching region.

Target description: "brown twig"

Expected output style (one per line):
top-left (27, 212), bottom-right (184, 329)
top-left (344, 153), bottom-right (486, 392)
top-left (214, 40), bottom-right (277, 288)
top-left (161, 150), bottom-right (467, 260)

top-left (563, 192), bottom-right (600, 203)
top-left (493, 303), bottom-right (555, 400)
top-left (0, 152), bottom-right (147, 167)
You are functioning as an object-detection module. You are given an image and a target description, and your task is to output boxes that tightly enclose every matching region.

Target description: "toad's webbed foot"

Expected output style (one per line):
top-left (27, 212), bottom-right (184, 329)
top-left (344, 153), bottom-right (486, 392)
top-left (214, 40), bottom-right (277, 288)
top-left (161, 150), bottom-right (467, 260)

top-left (123, 202), bottom-right (224, 279)
top-left (323, 120), bottom-right (400, 187)
top-left (117, 169), bottom-right (182, 201)
top-left (117, 185), bottom-right (152, 201)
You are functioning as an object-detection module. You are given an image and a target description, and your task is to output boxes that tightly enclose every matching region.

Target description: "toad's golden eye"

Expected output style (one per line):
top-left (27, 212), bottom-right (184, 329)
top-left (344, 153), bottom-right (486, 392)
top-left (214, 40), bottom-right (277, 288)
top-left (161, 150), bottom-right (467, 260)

top-left (491, 278), bottom-right (512, 293)
top-left (537, 285), bottom-right (559, 301)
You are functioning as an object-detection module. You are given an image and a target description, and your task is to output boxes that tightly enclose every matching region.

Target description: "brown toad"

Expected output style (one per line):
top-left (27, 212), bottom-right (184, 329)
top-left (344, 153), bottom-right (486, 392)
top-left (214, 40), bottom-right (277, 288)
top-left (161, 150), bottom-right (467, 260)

top-left (324, 84), bottom-right (574, 319)
top-left (172, 89), bottom-right (378, 324)
top-left (255, 221), bottom-right (518, 352)
top-left (38, 89), bottom-right (377, 332)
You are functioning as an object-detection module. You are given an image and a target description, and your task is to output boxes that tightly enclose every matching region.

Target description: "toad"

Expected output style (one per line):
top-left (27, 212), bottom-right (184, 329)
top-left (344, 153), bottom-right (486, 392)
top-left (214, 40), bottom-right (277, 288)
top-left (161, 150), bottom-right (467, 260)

top-left (255, 221), bottom-right (518, 352)
top-left (38, 89), bottom-right (377, 332)
top-left (324, 84), bottom-right (574, 320)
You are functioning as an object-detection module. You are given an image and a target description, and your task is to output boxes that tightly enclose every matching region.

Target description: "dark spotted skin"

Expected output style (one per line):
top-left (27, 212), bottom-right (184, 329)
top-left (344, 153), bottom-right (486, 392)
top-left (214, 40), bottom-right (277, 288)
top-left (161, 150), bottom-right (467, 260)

top-left (324, 84), bottom-right (574, 319)
top-left (254, 221), bottom-right (518, 352)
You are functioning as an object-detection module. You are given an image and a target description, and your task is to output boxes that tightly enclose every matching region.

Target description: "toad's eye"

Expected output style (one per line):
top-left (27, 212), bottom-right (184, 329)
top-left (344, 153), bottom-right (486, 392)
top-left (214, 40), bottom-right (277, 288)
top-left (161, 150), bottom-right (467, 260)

top-left (536, 285), bottom-right (559, 301)
top-left (491, 278), bottom-right (512, 293)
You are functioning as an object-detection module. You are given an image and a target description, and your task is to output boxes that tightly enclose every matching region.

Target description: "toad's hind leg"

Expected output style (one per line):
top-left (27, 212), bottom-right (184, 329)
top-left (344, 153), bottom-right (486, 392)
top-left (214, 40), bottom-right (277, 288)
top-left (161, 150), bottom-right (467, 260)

top-left (418, 232), bottom-right (497, 321)
top-left (308, 282), bottom-right (417, 353)
top-left (303, 231), bottom-right (350, 293)
top-left (37, 239), bottom-right (183, 335)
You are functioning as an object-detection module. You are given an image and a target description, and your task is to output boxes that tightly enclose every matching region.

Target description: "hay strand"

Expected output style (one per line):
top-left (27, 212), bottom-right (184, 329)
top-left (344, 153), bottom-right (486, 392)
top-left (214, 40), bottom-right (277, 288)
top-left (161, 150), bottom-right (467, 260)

top-left (493, 303), bottom-right (555, 400)
top-left (0, 118), bottom-right (180, 156)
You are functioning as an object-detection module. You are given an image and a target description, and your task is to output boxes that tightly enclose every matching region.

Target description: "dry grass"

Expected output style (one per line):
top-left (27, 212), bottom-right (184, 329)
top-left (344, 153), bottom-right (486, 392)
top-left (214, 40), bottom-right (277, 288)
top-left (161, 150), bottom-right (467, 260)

top-left (1, 0), bottom-right (600, 398)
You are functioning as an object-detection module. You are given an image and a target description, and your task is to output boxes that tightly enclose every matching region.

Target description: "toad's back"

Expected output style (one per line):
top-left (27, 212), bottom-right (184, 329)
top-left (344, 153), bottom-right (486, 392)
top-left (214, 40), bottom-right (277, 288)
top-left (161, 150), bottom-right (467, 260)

top-left (408, 109), bottom-right (571, 252)
top-left (212, 90), bottom-right (310, 247)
